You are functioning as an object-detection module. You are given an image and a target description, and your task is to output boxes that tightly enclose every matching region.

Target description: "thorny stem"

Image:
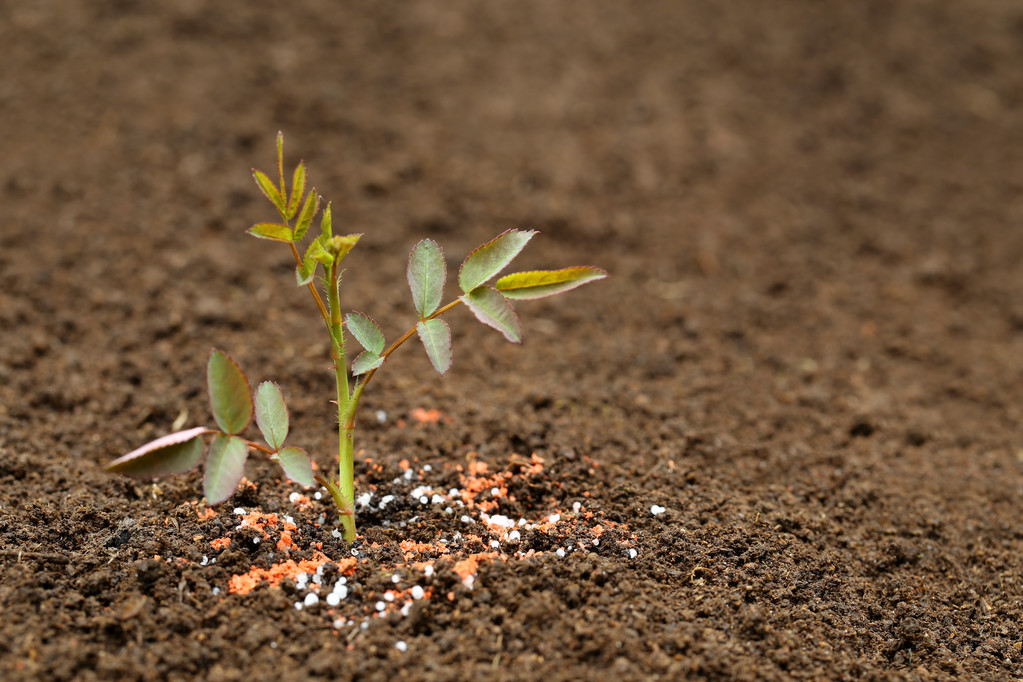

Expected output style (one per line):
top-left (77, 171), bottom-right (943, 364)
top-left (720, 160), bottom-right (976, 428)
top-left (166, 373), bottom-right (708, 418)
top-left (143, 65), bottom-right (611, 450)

top-left (326, 259), bottom-right (357, 543)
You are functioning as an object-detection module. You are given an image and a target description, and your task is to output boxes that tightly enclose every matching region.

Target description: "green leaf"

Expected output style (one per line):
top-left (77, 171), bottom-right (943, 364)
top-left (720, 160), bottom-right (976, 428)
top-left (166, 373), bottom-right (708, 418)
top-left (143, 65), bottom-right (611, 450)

top-left (294, 190), bottom-right (320, 241)
top-left (351, 351), bottom-right (385, 376)
top-left (275, 132), bottom-right (285, 190)
top-left (458, 229), bottom-right (536, 294)
top-left (207, 349), bottom-right (253, 435)
top-left (496, 266), bottom-right (608, 300)
top-left (307, 236), bottom-right (335, 267)
top-left (253, 169), bottom-right (285, 215)
top-left (417, 318), bottom-right (452, 374)
top-left (204, 434), bottom-right (248, 505)
top-left (407, 239), bottom-right (446, 318)
top-left (106, 427), bottom-right (210, 479)
top-left (254, 381), bottom-right (289, 451)
top-left (296, 256), bottom-right (316, 286)
top-left (271, 446), bottom-right (317, 487)
top-left (247, 222), bottom-right (294, 243)
top-left (346, 311), bottom-right (385, 355)
top-left (321, 202), bottom-right (333, 239)
top-left (460, 286), bottom-right (522, 343)
top-left (287, 161), bottom-right (307, 220)
top-left (328, 233), bottom-right (361, 262)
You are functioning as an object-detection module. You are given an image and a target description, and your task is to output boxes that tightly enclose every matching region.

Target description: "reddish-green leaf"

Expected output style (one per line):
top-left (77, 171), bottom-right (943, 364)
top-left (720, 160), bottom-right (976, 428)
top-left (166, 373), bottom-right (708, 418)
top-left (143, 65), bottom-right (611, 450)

top-left (458, 229), bottom-right (536, 294)
top-left (253, 169), bottom-right (285, 215)
top-left (417, 318), bottom-right (452, 374)
top-left (461, 286), bottom-right (522, 343)
top-left (254, 381), bottom-right (289, 451)
top-left (204, 434), bottom-right (248, 505)
top-left (287, 161), bottom-right (307, 220)
top-left (294, 190), bottom-right (320, 241)
top-left (407, 239), bottom-right (446, 318)
top-left (346, 311), bottom-right (385, 355)
top-left (106, 427), bottom-right (210, 479)
top-left (247, 222), bottom-right (293, 243)
top-left (496, 266), bottom-right (608, 300)
top-left (207, 349), bottom-right (253, 435)
top-left (271, 446), bottom-right (317, 487)
top-left (351, 351), bottom-right (385, 376)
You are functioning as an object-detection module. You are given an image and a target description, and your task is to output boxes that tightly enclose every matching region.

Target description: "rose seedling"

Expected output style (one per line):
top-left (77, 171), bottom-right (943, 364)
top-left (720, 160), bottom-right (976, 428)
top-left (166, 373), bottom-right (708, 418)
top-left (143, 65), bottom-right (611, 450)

top-left (108, 133), bottom-right (607, 542)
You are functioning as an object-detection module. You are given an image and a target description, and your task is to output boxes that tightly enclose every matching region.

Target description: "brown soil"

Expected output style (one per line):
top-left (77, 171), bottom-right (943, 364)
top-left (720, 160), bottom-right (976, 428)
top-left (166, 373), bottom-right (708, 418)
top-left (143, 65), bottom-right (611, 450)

top-left (3, 1), bottom-right (1023, 680)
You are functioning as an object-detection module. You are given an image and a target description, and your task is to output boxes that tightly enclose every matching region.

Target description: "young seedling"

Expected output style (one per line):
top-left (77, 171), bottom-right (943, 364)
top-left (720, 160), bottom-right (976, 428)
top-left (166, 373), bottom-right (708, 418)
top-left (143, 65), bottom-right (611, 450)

top-left (108, 133), bottom-right (606, 543)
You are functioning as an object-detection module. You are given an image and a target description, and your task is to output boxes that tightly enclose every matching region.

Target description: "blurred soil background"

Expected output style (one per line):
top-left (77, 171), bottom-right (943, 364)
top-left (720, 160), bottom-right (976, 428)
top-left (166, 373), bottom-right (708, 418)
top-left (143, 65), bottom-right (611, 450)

top-left (3, 1), bottom-right (1023, 680)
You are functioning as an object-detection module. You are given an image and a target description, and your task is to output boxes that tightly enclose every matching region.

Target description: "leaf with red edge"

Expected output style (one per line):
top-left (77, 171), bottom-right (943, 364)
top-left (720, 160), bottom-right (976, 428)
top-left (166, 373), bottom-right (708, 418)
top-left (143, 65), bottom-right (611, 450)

top-left (417, 318), bottom-right (452, 374)
top-left (272, 446), bottom-right (317, 487)
top-left (253, 169), bottom-right (285, 215)
top-left (204, 433), bottom-right (248, 505)
top-left (460, 286), bottom-right (522, 343)
top-left (247, 222), bottom-right (293, 242)
top-left (458, 229), bottom-right (536, 294)
top-left (207, 349), bottom-right (253, 435)
top-left (407, 239), bottom-right (446, 318)
top-left (254, 381), bottom-right (289, 451)
top-left (106, 427), bottom-right (210, 479)
top-left (496, 266), bottom-right (608, 300)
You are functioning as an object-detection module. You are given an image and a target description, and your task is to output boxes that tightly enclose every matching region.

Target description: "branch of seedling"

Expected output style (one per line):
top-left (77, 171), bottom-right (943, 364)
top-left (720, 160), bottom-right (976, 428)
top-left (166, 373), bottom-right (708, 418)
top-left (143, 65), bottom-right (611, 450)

top-left (107, 132), bottom-right (607, 545)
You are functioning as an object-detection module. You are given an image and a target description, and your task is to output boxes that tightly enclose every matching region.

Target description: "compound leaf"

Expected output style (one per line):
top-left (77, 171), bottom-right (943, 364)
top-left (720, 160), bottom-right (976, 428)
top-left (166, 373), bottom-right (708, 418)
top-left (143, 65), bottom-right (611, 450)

top-left (346, 311), bottom-right (385, 355)
top-left (272, 446), bottom-right (317, 487)
top-left (207, 349), bottom-right (253, 435)
top-left (496, 266), bottom-right (608, 300)
top-left (248, 222), bottom-right (293, 243)
top-left (204, 434), bottom-right (248, 505)
top-left (407, 239), bottom-right (446, 318)
top-left (461, 286), bottom-right (522, 343)
top-left (254, 381), bottom-right (289, 451)
top-left (351, 351), bottom-right (385, 376)
top-left (253, 169), bottom-right (285, 215)
top-left (106, 426), bottom-right (210, 478)
top-left (458, 229), bottom-right (536, 294)
top-left (416, 318), bottom-right (452, 374)
top-left (287, 161), bottom-right (307, 219)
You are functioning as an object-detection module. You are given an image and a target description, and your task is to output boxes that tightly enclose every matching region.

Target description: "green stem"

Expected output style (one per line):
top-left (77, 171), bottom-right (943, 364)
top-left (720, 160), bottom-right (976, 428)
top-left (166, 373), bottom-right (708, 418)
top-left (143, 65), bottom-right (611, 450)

top-left (326, 260), bottom-right (356, 542)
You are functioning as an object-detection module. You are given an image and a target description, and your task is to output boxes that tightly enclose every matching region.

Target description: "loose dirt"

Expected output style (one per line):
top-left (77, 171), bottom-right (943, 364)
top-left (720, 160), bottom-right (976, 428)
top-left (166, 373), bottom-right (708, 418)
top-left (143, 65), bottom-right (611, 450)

top-left (3, 1), bottom-right (1023, 680)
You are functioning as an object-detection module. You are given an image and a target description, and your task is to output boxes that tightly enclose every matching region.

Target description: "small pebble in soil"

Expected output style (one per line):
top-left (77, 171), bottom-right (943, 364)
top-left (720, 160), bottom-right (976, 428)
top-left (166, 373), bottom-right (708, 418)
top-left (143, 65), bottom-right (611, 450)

top-left (304, 593), bottom-right (319, 607)
top-left (549, 514), bottom-right (561, 523)
top-left (490, 540), bottom-right (500, 548)
top-left (375, 410), bottom-right (387, 424)
top-left (314, 492), bottom-right (322, 500)
top-left (234, 508), bottom-right (246, 515)
top-left (629, 548), bottom-right (638, 559)
top-left (391, 574), bottom-right (401, 584)
top-left (395, 641), bottom-right (408, 652)
top-left (461, 515), bottom-right (472, 523)
top-left (508, 530), bottom-right (521, 541)
top-left (212, 587), bottom-right (220, 596)
top-left (650, 505), bottom-right (666, 515)
top-left (411, 585), bottom-right (424, 600)
top-left (375, 601), bottom-right (386, 612)
top-left (424, 565), bottom-right (434, 577)
top-left (556, 548), bottom-right (566, 557)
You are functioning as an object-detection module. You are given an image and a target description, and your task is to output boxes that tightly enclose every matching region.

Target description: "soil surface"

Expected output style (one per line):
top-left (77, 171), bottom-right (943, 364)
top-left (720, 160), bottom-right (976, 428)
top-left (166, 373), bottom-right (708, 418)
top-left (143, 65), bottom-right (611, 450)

top-left (3, 1), bottom-right (1023, 680)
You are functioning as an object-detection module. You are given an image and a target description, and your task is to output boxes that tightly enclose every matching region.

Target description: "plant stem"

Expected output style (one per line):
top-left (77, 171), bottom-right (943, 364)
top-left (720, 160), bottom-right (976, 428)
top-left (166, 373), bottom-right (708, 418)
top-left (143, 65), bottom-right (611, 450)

top-left (326, 259), bottom-right (356, 542)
